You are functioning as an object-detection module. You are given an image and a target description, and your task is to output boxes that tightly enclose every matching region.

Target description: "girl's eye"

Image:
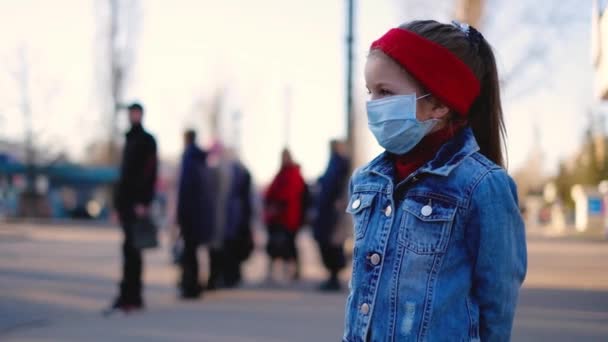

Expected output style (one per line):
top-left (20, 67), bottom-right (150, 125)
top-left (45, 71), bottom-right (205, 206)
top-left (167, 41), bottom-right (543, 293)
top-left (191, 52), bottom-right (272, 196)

top-left (380, 89), bottom-right (393, 96)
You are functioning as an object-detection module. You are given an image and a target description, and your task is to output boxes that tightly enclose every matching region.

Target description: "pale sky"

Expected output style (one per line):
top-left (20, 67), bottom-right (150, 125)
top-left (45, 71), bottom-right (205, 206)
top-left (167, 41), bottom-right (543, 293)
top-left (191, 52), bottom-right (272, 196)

top-left (0, 0), bottom-right (600, 184)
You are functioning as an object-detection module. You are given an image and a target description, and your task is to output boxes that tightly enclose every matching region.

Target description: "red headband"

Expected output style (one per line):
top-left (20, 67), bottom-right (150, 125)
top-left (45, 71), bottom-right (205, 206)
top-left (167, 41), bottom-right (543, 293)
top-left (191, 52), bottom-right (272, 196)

top-left (371, 28), bottom-right (480, 116)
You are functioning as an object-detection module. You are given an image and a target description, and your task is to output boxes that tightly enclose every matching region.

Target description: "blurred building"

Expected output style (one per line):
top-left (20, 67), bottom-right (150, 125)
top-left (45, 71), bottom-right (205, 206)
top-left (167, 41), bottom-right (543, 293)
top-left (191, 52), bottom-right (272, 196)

top-left (592, 0), bottom-right (608, 100)
top-left (0, 139), bottom-right (121, 220)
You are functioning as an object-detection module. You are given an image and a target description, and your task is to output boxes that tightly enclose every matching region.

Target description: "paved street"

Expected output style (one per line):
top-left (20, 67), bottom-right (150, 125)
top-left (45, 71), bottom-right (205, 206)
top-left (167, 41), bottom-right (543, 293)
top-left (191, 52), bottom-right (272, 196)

top-left (0, 222), bottom-right (607, 341)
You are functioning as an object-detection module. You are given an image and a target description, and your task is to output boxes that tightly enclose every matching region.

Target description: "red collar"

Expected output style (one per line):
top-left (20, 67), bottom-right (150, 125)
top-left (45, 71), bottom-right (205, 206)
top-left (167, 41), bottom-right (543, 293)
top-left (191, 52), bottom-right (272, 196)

top-left (393, 122), bottom-right (466, 181)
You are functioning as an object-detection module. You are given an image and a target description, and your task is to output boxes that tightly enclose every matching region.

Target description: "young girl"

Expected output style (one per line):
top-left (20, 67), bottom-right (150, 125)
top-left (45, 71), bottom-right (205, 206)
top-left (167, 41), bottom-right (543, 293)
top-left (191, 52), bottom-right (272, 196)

top-left (343, 20), bottom-right (527, 341)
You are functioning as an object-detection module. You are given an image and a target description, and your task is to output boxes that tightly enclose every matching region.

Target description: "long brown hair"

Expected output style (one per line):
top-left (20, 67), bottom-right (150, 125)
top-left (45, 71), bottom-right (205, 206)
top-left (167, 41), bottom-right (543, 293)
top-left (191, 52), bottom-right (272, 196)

top-left (399, 20), bottom-right (506, 167)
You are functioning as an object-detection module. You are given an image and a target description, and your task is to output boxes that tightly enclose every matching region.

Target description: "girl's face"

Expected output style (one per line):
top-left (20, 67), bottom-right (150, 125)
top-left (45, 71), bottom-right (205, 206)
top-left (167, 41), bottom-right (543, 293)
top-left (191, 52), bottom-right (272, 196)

top-left (364, 51), bottom-right (450, 127)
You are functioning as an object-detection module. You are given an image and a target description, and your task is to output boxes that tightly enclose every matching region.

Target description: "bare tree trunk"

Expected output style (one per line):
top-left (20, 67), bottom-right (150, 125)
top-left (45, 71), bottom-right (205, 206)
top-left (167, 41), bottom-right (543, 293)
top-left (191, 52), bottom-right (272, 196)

top-left (96, 0), bottom-right (140, 165)
top-left (13, 46), bottom-right (38, 201)
top-left (108, 0), bottom-right (121, 162)
top-left (454, 0), bottom-right (484, 27)
top-left (345, 0), bottom-right (355, 154)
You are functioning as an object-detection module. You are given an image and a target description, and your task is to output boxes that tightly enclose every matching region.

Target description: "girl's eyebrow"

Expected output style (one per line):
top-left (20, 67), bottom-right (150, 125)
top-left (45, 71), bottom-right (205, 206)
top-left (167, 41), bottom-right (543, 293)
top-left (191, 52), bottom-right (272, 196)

top-left (367, 81), bottom-right (392, 89)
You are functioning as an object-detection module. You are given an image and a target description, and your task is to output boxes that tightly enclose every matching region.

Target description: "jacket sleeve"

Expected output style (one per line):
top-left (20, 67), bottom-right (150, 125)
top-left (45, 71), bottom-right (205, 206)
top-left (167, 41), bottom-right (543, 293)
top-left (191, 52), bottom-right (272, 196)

top-left (263, 177), bottom-right (278, 205)
top-left (346, 167), bottom-right (359, 203)
top-left (466, 169), bottom-right (527, 341)
top-left (321, 161), bottom-right (342, 204)
top-left (242, 169), bottom-right (253, 224)
top-left (176, 156), bottom-right (191, 226)
top-left (137, 136), bottom-right (158, 206)
top-left (332, 158), bottom-right (350, 201)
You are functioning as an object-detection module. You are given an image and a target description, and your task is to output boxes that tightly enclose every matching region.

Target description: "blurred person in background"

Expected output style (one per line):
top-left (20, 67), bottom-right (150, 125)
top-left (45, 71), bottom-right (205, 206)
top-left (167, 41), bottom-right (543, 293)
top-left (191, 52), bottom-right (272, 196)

top-left (220, 149), bottom-right (255, 288)
top-left (205, 142), bottom-right (232, 290)
top-left (313, 139), bottom-right (350, 291)
top-left (106, 102), bottom-right (158, 314)
top-left (176, 129), bottom-right (214, 299)
top-left (264, 148), bottom-right (307, 282)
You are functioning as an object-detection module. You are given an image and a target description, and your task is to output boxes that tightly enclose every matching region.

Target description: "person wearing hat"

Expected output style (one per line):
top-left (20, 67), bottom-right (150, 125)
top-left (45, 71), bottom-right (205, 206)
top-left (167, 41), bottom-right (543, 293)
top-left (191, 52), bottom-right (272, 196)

top-left (106, 102), bottom-right (158, 314)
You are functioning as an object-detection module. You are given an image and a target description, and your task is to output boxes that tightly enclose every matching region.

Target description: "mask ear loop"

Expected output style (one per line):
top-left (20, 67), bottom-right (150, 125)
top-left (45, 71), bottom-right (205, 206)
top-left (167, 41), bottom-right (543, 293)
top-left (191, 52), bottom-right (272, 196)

top-left (416, 93), bottom-right (431, 100)
top-left (418, 93), bottom-right (451, 126)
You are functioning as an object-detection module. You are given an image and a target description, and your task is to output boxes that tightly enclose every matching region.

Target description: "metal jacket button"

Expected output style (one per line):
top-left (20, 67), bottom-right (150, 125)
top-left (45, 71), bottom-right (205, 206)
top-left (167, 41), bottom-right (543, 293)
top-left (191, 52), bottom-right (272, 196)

top-left (370, 253), bottom-right (381, 265)
top-left (421, 205), bottom-right (433, 217)
top-left (352, 199), bottom-right (361, 210)
top-left (360, 303), bottom-right (370, 315)
top-left (385, 205), bottom-right (392, 217)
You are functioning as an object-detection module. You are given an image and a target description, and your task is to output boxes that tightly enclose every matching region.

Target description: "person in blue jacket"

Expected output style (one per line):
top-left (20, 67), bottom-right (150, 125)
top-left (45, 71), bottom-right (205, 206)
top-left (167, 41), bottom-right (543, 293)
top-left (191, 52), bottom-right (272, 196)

top-left (177, 129), bottom-right (215, 299)
top-left (313, 139), bottom-right (350, 291)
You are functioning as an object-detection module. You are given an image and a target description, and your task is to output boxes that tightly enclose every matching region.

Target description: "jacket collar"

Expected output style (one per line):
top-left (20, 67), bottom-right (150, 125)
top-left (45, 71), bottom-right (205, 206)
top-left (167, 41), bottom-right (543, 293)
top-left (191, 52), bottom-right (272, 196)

top-left (126, 124), bottom-right (144, 137)
top-left (184, 143), bottom-right (206, 158)
top-left (361, 127), bottom-right (480, 179)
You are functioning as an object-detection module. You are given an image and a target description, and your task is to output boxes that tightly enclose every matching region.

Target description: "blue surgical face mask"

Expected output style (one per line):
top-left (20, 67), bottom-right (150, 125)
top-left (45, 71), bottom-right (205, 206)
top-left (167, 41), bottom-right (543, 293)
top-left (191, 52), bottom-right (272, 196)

top-left (366, 93), bottom-right (439, 155)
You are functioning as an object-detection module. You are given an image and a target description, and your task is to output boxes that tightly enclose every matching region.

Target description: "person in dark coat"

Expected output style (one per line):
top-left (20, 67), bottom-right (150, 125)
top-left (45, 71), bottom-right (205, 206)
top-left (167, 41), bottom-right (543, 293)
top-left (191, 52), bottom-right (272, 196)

top-left (264, 148), bottom-right (306, 281)
top-left (107, 102), bottom-right (158, 313)
top-left (205, 143), bottom-right (231, 290)
top-left (313, 140), bottom-right (350, 291)
top-left (177, 129), bottom-right (215, 299)
top-left (207, 150), bottom-right (254, 289)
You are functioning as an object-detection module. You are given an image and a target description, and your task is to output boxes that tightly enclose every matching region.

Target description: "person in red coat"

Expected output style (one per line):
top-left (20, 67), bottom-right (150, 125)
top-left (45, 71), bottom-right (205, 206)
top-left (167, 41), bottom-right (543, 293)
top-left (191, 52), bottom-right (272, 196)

top-left (264, 148), bottom-right (307, 281)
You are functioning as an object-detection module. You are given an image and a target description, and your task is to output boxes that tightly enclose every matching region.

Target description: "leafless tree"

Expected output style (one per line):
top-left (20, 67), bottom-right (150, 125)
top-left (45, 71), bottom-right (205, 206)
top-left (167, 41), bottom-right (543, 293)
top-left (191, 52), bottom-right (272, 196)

top-left (95, 0), bottom-right (141, 164)
top-left (3, 46), bottom-right (65, 161)
top-left (189, 87), bottom-right (227, 146)
top-left (1, 45), bottom-right (65, 216)
top-left (391, 0), bottom-right (455, 21)
top-left (391, 0), bottom-right (586, 101)
top-left (478, 0), bottom-right (587, 100)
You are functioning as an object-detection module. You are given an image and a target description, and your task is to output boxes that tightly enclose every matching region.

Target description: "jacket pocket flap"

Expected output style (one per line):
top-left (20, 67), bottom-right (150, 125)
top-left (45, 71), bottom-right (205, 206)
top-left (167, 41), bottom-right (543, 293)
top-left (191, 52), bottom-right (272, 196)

top-left (402, 196), bottom-right (456, 222)
top-left (346, 193), bottom-right (375, 214)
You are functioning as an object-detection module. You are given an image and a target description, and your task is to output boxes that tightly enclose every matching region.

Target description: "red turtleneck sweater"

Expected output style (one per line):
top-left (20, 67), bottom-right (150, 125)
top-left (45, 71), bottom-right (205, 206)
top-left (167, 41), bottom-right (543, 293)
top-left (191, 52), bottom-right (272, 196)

top-left (393, 122), bottom-right (466, 182)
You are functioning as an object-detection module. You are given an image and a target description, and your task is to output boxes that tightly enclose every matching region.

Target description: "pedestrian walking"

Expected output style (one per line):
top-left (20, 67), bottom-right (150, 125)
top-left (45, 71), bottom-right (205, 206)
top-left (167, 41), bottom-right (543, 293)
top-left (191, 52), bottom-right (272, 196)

top-left (205, 142), bottom-right (232, 290)
top-left (106, 102), bottom-right (158, 314)
top-left (313, 140), bottom-right (350, 291)
top-left (343, 21), bottom-right (527, 341)
top-left (176, 130), bottom-right (215, 299)
top-left (221, 150), bottom-right (254, 288)
top-left (264, 148), bottom-right (306, 282)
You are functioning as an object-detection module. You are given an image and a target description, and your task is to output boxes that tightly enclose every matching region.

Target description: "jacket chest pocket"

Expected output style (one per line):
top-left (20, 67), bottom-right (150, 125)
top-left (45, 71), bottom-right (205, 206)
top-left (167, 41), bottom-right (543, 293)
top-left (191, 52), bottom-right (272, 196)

top-left (346, 193), bottom-right (376, 240)
top-left (398, 196), bottom-right (457, 254)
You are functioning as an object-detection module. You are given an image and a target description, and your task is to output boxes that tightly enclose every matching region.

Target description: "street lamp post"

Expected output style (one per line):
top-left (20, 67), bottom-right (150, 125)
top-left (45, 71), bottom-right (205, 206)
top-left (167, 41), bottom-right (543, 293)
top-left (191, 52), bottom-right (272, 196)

top-left (283, 85), bottom-right (292, 149)
top-left (346, 0), bottom-right (355, 152)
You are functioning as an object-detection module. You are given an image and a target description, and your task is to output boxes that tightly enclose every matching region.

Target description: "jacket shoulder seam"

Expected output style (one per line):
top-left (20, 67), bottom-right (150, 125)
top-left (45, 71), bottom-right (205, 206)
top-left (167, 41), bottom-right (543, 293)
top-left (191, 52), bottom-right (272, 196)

top-left (464, 167), bottom-right (505, 210)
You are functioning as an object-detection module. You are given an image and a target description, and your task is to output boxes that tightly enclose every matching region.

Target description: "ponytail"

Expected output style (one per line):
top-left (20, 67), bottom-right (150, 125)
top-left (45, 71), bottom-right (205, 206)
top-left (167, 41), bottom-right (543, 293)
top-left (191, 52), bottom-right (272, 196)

top-left (467, 36), bottom-right (506, 167)
top-left (400, 20), bottom-right (507, 168)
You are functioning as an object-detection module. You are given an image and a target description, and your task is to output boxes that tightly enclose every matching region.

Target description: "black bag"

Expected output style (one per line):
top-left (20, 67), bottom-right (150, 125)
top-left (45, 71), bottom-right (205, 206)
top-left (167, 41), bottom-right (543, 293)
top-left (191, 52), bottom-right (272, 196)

top-left (266, 229), bottom-right (296, 259)
top-left (235, 224), bottom-right (254, 262)
top-left (132, 216), bottom-right (159, 250)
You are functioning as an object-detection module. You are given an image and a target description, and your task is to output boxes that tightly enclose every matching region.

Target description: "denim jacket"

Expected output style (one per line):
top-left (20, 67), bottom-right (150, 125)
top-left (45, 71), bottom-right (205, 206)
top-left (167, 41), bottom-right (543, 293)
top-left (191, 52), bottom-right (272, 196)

top-left (343, 128), bottom-right (527, 342)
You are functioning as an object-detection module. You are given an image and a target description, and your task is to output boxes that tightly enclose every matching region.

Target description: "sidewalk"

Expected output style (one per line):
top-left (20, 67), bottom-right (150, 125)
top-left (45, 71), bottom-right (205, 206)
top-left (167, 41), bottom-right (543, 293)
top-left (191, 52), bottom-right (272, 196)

top-left (3, 284), bottom-right (347, 342)
top-left (526, 222), bottom-right (608, 242)
top-left (2, 222), bottom-right (608, 341)
top-left (0, 223), bottom-right (348, 341)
